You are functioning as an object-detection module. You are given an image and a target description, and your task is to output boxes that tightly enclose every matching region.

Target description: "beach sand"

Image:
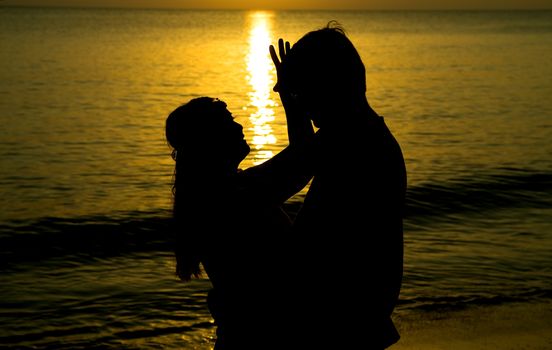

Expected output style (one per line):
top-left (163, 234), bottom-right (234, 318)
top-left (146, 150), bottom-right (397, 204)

top-left (389, 301), bottom-right (552, 350)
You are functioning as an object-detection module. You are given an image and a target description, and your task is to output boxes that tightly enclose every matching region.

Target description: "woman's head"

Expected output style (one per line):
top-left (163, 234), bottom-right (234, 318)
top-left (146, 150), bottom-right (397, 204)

top-left (280, 22), bottom-right (367, 126)
top-left (166, 97), bottom-right (249, 282)
top-left (166, 97), bottom-right (250, 171)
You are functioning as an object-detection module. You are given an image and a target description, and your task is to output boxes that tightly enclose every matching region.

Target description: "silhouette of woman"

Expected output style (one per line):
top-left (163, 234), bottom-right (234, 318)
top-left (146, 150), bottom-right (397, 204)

top-left (272, 22), bottom-right (407, 349)
top-left (165, 93), bottom-right (312, 349)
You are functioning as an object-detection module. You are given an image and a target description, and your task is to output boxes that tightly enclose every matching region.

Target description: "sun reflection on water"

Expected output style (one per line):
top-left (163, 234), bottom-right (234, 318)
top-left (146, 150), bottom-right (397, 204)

top-left (245, 11), bottom-right (277, 164)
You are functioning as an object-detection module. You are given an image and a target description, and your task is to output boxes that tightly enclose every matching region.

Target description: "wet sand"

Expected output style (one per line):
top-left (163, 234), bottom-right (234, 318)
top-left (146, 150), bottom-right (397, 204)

top-left (390, 301), bottom-right (552, 350)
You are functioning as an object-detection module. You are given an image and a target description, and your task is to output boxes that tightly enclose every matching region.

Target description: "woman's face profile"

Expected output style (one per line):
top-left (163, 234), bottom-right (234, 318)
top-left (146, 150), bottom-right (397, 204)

top-left (210, 105), bottom-right (250, 165)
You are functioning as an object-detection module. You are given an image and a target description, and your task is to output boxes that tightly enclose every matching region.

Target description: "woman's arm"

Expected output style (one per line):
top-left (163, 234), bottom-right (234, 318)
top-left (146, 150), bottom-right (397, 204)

top-left (270, 38), bottom-right (315, 146)
top-left (233, 39), bottom-right (316, 206)
top-left (237, 142), bottom-right (314, 205)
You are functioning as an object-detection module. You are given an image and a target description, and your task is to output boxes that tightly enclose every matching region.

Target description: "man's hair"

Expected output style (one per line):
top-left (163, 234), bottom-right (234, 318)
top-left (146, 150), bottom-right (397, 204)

top-left (282, 21), bottom-right (366, 98)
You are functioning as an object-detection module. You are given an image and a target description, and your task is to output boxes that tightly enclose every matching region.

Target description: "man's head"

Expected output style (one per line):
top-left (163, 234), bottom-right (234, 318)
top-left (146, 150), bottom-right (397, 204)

top-left (279, 22), bottom-right (367, 127)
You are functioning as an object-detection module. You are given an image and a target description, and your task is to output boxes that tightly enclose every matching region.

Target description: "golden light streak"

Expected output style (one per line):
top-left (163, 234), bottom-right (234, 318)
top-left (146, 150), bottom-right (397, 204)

top-left (245, 11), bottom-right (277, 164)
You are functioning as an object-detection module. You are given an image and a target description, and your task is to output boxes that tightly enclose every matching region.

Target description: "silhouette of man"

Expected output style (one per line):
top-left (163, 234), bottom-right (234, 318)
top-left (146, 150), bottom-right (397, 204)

top-left (272, 22), bottom-right (407, 349)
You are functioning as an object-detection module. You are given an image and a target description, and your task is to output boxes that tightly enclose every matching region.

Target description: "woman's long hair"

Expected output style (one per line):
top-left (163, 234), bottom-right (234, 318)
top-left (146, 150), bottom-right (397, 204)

top-left (166, 96), bottom-right (251, 281)
top-left (170, 152), bottom-right (203, 282)
top-left (165, 97), bottom-right (221, 282)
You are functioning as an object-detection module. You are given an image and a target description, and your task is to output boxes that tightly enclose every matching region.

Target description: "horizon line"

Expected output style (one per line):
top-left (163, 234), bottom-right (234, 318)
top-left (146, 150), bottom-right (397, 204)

top-left (2, 4), bottom-right (552, 11)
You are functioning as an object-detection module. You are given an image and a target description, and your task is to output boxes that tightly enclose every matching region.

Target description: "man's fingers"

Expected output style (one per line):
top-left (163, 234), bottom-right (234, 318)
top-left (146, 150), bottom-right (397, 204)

top-left (278, 38), bottom-right (285, 59)
top-left (286, 41), bottom-right (291, 53)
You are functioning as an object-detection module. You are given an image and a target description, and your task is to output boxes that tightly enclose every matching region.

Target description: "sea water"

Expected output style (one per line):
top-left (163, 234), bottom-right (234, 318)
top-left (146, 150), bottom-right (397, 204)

top-left (1, 7), bottom-right (551, 349)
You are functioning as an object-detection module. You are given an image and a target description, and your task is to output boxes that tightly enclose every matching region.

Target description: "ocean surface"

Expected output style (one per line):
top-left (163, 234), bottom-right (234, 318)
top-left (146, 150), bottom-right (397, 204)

top-left (1, 7), bottom-right (552, 349)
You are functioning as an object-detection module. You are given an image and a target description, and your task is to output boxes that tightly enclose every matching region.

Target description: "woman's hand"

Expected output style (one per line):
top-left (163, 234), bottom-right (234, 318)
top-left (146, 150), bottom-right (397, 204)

top-left (269, 38), bottom-right (291, 93)
top-left (269, 38), bottom-right (314, 145)
top-left (270, 38), bottom-right (298, 113)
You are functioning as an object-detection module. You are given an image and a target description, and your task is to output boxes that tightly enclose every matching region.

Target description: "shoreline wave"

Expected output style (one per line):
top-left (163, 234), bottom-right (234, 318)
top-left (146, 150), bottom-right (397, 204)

top-left (1, 167), bottom-right (550, 267)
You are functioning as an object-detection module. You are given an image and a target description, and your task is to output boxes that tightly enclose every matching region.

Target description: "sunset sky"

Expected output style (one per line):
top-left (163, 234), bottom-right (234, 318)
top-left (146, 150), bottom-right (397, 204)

top-left (2, 0), bottom-right (552, 10)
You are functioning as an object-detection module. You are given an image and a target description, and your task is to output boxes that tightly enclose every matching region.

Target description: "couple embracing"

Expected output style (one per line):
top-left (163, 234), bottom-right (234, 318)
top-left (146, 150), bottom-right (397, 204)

top-left (165, 22), bottom-right (406, 350)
